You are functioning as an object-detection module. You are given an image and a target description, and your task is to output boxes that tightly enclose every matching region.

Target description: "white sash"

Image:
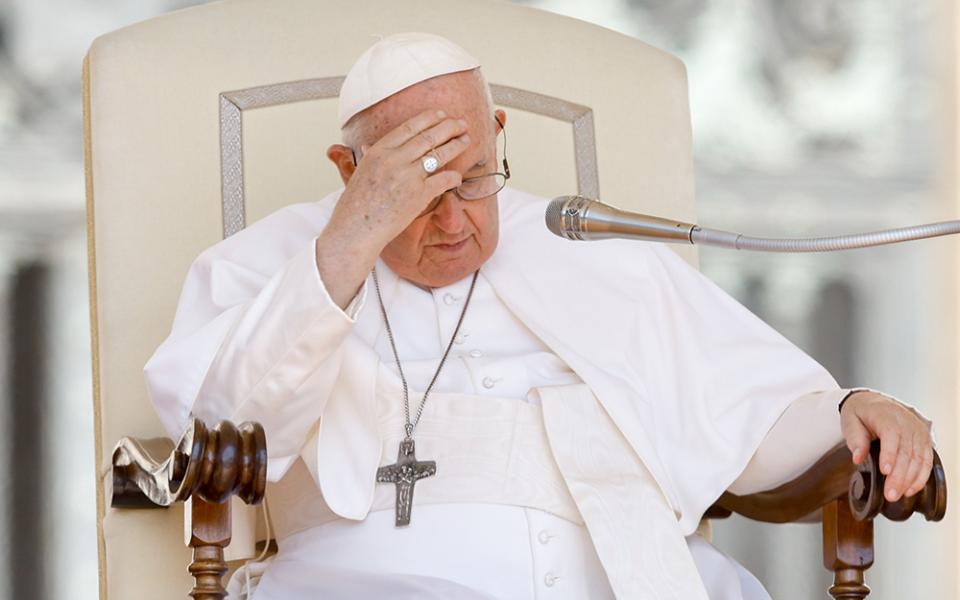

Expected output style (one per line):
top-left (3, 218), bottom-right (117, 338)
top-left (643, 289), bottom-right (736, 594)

top-left (267, 381), bottom-right (709, 599)
top-left (267, 389), bottom-right (582, 540)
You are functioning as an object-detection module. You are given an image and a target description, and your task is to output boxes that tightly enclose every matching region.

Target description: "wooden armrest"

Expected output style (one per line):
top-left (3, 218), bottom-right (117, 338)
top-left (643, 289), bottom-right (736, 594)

top-left (111, 419), bottom-right (268, 600)
top-left (706, 439), bottom-right (947, 524)
top-left (705, 439), bottom-right (947, 600)
top-left (111, 418), bottom-right (267, 509)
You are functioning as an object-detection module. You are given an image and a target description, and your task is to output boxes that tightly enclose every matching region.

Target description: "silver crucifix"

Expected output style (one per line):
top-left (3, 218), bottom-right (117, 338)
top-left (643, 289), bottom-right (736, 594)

top-left (376, 438), bottom-right (437, 526)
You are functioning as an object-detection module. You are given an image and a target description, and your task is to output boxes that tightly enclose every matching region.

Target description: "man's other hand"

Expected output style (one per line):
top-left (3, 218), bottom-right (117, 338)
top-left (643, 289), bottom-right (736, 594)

top-left (840, 391), bottom-right (934, 502)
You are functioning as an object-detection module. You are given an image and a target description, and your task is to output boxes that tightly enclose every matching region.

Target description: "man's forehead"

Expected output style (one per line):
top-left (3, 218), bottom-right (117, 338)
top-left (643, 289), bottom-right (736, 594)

top-left (361, 73), bottom-right (491, 137)
top-left (379, 73), bottom-right (486, 117)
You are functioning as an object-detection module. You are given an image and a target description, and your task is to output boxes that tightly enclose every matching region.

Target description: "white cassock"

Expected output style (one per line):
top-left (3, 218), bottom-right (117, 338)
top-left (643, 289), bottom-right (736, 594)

top-left (145, 187), bottom-right (923, 599)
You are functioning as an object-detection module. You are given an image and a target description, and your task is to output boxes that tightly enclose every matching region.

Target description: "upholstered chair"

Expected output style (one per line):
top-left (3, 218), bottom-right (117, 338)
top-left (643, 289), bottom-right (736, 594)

top-left (83, 1), bottom-right (946, 598)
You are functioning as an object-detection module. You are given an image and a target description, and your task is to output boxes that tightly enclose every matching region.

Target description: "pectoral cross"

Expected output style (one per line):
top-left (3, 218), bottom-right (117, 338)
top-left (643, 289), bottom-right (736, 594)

top-left (376, 439), bottom-right (436, 527)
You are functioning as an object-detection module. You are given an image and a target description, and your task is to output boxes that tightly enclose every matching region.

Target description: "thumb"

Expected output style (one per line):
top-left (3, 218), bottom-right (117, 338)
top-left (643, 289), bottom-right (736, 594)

top-left (841, 411), bottom-right (872, 465)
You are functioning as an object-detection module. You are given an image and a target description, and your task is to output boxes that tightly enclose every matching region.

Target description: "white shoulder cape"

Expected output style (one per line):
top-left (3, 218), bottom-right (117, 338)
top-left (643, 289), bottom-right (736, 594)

top-left (469, 188), bottom-right (839, 533)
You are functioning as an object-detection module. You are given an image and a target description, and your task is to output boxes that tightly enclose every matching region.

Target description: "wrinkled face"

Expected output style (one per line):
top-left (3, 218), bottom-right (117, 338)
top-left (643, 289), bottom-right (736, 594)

top-left (350, 72), bottom-right (502, 288)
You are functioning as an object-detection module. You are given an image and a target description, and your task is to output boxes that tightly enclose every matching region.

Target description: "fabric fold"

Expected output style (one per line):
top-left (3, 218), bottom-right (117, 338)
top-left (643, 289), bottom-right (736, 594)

top-left (538, 384), bottom-right (711, 599)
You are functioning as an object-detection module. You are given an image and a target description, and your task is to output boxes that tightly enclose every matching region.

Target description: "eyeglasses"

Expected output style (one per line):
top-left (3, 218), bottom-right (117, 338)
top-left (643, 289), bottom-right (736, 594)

top-left (352, 115), bottom-right (511, 216)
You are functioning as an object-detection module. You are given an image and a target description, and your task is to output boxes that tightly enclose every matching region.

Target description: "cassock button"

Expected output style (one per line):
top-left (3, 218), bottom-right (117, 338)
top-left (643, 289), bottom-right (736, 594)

top-left (544, 572), bottom-right (559, 587)
top-left (482, 376), bottom-right (497, 389)
top-left (469, 349), bottom-right (483, 358)
top-left (537, 530), bottom-right (553, 544)
top-left (454, 333), bottom-right (470, 345)
top-left (443, 293), bottom-right (458, 305)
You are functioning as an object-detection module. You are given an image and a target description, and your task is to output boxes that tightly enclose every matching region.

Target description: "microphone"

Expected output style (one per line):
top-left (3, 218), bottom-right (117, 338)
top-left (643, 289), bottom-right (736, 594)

top-left (545, 195), bottom-right (697, 243)
top-left (545, 195), bottom-right (960, 253)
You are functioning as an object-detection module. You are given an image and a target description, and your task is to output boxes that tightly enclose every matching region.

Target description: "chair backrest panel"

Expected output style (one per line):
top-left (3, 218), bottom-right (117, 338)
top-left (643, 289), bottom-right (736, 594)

top-left (85, 1), bottom-right (696, 597)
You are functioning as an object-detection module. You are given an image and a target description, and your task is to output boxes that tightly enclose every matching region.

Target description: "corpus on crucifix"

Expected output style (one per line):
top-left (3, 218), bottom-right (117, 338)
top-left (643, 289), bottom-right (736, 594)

top-left (376, 439), bottom-right (437, 527)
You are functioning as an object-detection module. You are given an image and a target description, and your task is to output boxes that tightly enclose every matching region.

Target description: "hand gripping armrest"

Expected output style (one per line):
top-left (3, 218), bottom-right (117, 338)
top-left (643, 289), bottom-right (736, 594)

top-left (704, 440), bottom-right (947, 600)
top-left (705, 440), bottom-right (946, 524)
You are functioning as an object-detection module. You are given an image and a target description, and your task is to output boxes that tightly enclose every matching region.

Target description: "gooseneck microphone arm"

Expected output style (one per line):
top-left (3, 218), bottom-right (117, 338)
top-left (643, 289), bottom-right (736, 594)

top-left (545, 195), bottom-right (960, 252)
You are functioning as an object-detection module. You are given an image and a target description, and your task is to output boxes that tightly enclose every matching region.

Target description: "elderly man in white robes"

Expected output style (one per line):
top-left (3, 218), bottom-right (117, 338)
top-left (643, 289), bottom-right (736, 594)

top-left (145, 33), bottom-right (935, 600)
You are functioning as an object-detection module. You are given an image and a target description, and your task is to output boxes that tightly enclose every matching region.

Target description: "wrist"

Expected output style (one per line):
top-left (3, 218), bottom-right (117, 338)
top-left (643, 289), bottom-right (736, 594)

top-left (839, 389), bottom-right (886, 416)
top-left (318, 216), bottom-right (384, 260)
top-left (326, 204), bottom-right (398, 251)
top-left (315, 231), bottom-right (380, 309)
top-left (838, 390), bottom-right (863, 415)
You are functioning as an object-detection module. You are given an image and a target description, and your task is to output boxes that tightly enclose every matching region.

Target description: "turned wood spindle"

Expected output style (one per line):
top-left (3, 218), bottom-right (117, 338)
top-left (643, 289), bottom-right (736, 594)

top-left (188, 496), bottom-right (231, 600)
top-left (823, 497), bottom-right (873, 600)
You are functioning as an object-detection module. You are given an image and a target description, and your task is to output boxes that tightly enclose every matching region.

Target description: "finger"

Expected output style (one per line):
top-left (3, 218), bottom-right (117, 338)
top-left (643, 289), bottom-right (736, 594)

top-left (428, 132), bottom-right (471, 170)
top-left (400, 118), bottom-right (469, 161)
top-left (901, 434), bottom-right (926, 497)
top-left (378, 109), bottom-right (448, 149)
top-left (840, 411), bottom-right (872, 465)
top-left (877, 430), bottom-right (900, 476)
top-left (908, 442), bottom-right (934, 496)
top-left (885, 438), bottom-right (912, 502)
top-left (422, 170), bottom-right (463, 202)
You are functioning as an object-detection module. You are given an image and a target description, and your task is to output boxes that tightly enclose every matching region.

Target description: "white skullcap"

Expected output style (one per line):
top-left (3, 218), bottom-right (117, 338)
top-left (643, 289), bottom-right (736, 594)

top-left (338, 32), bottom-right (481, 128)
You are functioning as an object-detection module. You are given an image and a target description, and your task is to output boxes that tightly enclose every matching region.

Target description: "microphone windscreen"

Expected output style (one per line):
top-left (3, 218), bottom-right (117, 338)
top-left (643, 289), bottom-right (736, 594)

top-left (544, 197), bottom-right (568, 237)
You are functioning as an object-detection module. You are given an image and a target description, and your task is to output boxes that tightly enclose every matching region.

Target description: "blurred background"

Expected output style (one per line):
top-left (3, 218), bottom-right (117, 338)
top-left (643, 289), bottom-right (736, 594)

top-left (0, 0), bottom-right (956, 598)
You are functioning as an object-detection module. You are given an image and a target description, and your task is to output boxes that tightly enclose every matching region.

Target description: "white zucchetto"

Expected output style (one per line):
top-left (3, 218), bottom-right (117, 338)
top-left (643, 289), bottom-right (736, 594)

top-left (338, 32), bottom-right (481, 128)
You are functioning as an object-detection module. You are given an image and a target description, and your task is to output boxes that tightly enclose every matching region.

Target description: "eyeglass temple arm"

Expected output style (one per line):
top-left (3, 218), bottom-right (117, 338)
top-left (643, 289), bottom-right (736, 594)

top-left (494, 113), bottom-right (510, 179)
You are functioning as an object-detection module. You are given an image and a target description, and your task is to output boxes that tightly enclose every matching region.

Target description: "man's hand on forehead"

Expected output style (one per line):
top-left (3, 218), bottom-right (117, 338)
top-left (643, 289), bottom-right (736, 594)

top-left (345, 109), bottom-right (470, 232)
top-left (317, 109), bottom-right (472, 308)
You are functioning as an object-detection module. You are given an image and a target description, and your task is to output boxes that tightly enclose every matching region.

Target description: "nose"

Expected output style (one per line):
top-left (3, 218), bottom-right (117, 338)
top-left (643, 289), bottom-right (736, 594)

top-left (430, 191), bottom-right (468, 233)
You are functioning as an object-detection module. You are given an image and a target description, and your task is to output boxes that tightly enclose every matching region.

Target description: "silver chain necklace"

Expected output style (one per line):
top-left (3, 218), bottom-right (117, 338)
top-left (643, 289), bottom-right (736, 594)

top-left (372, 267), bottom-right (480, 526)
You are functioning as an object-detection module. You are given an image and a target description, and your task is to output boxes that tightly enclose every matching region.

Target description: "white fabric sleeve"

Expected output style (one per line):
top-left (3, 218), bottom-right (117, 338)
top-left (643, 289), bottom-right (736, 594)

top-left (144, 237), bottom-right (366, 480)
top-left (728, 388), bottom-right (934, 495)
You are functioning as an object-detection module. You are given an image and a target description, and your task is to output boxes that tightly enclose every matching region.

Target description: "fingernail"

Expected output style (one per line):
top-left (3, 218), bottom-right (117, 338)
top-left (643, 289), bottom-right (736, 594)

top-left (886, 488), bottom-right (898, 501)
top-left (437, 110), bottom-right (446, 118)
top-left (883, 463), bottom-right (892, 474)
top-left (852, 447), bottom-right (861, 459)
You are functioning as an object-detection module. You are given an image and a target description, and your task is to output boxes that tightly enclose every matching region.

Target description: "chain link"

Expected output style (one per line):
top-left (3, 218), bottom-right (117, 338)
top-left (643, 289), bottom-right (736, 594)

top-left (372, 267), bottom-right (480, 441)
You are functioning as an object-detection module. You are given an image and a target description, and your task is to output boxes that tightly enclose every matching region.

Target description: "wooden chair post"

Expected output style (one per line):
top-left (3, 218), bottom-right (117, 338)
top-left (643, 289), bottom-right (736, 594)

top-left (110, 419), bottom-right (267, 598)
top-left (822, 498), bottom-right (874, 600)
top-left (188, 497), bottom-right (231, 600)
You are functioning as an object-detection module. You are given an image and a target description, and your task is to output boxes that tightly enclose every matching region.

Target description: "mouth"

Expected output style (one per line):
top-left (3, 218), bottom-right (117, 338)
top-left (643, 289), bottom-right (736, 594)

top-left (430, 238), bottom-right (470, 252)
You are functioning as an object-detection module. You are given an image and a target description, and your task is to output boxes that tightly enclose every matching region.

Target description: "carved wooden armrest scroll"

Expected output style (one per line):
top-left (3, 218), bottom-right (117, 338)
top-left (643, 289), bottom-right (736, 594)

top-left (705, 440), bottom-right (947, 600)
top-left (110, 419), bottom-right (267, 600)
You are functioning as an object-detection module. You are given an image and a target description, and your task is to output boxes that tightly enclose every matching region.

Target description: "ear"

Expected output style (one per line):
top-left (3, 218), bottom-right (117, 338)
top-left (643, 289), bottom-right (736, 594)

top-left (493, 109), bottom-right (507, 134)
top-left (327, 144), bottom-right (357, 185)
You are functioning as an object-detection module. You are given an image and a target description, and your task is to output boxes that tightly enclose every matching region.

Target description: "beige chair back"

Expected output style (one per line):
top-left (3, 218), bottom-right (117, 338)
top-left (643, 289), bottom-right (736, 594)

top-left (84, 0), bottom-right (696, 597)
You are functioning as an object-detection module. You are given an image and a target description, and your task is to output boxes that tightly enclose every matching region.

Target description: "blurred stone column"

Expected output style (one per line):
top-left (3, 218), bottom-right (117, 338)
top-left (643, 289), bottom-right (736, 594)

top-left (0, 270), bottom-right (11, 600)
top-left (7, 262), bottom-right (49, 600)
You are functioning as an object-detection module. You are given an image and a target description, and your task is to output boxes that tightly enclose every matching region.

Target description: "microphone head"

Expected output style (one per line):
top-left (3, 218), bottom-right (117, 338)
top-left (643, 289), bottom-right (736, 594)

top-left (545, 195), bottom-right (594, 240)
top-left (544, 197), bottom-right (569, 237)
